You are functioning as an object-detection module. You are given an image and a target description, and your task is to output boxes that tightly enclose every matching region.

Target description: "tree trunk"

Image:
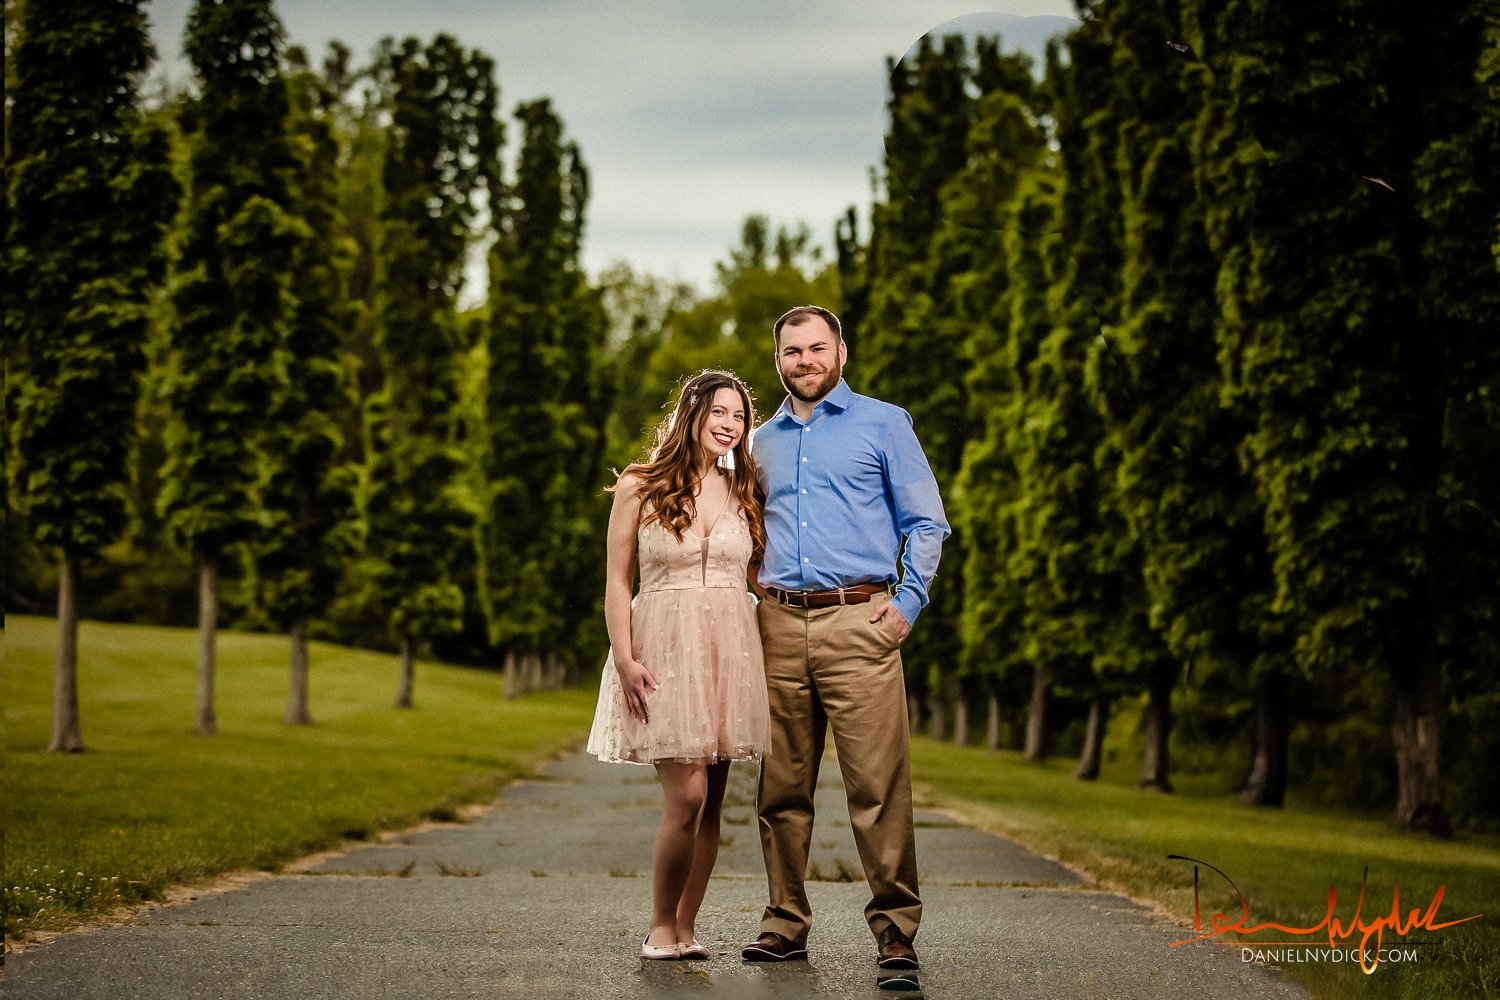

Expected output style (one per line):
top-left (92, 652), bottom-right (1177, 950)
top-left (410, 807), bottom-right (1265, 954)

top-left (525, 653), bottom-right (543, 694)
top-left (284, 616), bottom-right (312, 725)
top-left (195, 556), bottom-right (218, 736)
top-left (908, 689), bottom-right (926, 735)
top-left (953, 692), bottom-right (970, 746)
top-left (929, 695), bottom-right (948, 741)
top-left (502, 652), bottom-right (519, 700)
top-left (1138, 667), bottom-right (1173, 792)
top-left (1240, 670), bottom-right (1289, 806)
top-left (1386, 137), bottom-right (1450, 839)
top-left (1023, 665), bottom-right (1048, 762)
top-left (985, 689), bottom-right (1002, 751)
top-left (1391, 658), bottom-right (1450, 836)
top-left (48, 555), bottom-right (84, 753)
top-left (395, 635), bottom-right (415, 708)
top-left (1074, 694), bottom-right (1108, 780)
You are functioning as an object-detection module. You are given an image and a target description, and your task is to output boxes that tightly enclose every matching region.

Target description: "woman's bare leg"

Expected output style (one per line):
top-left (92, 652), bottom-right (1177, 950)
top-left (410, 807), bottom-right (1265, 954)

top-left (675, 760), bottom-right (730, 944)
top-left (649, 761), bottom-right (707, 947)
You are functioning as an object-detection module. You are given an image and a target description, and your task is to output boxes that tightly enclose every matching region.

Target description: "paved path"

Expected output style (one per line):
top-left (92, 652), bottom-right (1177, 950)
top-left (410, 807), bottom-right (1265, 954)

top-left (2, 751), bottom-right (1308, 999)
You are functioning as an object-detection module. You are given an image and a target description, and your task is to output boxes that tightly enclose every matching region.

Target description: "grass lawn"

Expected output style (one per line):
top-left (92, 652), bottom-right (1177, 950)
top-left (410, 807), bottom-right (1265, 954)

top-left (3, 615), bottom-right (595, 941)
top-left (911, 737), bottom-right (1500, 1000)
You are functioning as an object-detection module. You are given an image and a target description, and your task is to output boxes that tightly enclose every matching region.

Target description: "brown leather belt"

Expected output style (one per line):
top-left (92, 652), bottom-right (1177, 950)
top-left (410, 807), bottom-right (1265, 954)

top-left (764, 582), bottom-right (891, 608)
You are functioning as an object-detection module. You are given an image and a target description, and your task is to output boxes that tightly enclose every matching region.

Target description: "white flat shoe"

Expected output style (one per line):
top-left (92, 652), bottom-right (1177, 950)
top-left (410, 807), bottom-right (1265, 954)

top-left (641, 936), bottom-right (681, 960)
top-left (679, 940), bottom-right (710, 960)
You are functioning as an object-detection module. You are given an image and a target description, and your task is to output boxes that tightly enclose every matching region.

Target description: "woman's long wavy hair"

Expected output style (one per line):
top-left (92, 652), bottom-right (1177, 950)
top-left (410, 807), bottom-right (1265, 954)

top-left (612, 370), bottom-right (766, 554)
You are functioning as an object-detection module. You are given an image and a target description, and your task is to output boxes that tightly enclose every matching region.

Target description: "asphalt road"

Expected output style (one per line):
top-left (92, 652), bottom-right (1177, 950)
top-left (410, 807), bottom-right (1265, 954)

top-left (1, 750), bottom-right (1309, 999)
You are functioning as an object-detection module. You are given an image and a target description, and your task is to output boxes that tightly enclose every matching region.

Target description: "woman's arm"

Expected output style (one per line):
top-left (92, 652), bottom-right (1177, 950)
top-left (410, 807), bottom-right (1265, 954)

top-left (604, 472), bottom-right (656, 721)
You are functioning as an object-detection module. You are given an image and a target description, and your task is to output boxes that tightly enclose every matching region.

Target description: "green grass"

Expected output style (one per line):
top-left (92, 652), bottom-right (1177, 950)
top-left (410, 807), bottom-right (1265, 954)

top-left (911, 737), bottom-right (1500, 1000)
top-left (3, 615), bottom-right (595, 941)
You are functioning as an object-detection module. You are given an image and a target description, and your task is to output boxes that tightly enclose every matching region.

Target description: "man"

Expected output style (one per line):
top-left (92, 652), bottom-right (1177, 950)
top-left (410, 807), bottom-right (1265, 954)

top-left (742, 305), bottom-right (950, 971)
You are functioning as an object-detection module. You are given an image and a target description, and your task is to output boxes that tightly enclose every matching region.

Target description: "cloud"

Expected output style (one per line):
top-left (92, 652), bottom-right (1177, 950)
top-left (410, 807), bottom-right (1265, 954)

top-left (147, 1), bottom-right (1078, 291)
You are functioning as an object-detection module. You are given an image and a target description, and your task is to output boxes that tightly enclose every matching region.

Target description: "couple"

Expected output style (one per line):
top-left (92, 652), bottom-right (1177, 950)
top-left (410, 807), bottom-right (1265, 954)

top-left (586, 305), bottom-right (950, 971)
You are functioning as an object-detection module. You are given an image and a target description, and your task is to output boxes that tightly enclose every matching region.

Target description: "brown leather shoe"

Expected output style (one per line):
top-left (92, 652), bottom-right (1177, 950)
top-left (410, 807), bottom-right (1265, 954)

top-left (877, 927), bottom-right (919, 970)
top-left (741, 931), bottom-right (808, 961)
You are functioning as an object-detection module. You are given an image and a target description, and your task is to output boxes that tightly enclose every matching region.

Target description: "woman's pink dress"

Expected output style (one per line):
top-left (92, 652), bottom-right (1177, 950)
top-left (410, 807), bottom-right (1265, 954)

top-left (587, 496), bottom-right (770, 764)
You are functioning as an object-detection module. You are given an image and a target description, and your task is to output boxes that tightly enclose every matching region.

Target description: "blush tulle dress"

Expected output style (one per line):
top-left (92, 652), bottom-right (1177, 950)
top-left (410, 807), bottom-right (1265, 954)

top-left (586, 491), bottom-right (771, 765)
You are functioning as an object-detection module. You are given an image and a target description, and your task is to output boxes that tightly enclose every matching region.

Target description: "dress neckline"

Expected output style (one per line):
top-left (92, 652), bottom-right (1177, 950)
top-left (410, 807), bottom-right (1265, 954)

top-left (695, 482), bottom-right (733, 542)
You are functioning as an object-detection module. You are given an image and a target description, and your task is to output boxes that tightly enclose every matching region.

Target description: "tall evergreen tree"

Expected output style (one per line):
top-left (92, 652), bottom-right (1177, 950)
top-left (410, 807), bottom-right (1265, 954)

top-left (249, 49), bottom-right (361, 725)
top-left (939, 40), bottom-right (1053, 752)
top-left (956, 165), bottom-right (1062, 759)
top-left (1411, 0), bottom-right (1500, 831)
top-left (485, 100), bottom-right (617, 690)
top-left (1192, 0), bottom-right (1499, 833)
top-left (862, 35), bottom-right (980, 732)
top-left (161, 0), bottom-right (301, 736)
top-left (326, 41), bottom-right (387, 473)
top-left (1103, 0), bottom-right (1288, 803)
top-left (1051, 13), bottom-right (1178, 789)
top-left (273, 41), bottom-right (381, 483)
top-left (933, 42), bottom-right (1046, 747)
top-left (6, 0), bottom-right (179, 751)
top-left (365, 34), bottom-right (500, 707)
top-left (1387, 0), bottom-right (1500, 833)
top-left (484, 100), bottom-right (570, 692)
top-left (527, 103), bottom-right (612, 677)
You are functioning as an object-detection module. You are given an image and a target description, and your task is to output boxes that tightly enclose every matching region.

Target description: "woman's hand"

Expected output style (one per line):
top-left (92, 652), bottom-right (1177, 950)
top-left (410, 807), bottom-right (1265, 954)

top-left (616, 657), bottom-right (659, 722)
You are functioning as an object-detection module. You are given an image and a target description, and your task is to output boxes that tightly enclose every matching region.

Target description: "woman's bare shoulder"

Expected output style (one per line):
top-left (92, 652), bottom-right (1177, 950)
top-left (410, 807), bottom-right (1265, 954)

top-left (613, 466), bottom-right (649, 498)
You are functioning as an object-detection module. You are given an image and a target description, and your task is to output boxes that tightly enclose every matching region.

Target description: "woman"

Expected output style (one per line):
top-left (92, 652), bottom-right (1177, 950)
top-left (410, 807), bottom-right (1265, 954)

top-left (585, 369), bottom-right (772, 961)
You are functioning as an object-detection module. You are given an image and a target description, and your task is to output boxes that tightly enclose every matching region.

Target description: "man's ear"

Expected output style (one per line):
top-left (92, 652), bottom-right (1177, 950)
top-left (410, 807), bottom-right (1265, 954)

top-left (838, 339), bottom-right (848, 367)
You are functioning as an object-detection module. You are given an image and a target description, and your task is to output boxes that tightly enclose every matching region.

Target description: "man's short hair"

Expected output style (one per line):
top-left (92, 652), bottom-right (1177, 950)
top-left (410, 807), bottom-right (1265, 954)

top-left (773, 305), bottom-right (842, 344)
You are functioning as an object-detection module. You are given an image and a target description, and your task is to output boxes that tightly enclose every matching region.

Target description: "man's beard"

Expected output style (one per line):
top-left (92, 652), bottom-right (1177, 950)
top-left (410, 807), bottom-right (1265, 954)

top-left (779, 360), bottom-right (841, 403)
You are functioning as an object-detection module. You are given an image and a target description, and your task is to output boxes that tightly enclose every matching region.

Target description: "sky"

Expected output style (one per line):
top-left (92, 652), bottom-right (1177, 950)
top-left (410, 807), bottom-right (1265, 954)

top-left (145, 1), bottom-right (1078, 295)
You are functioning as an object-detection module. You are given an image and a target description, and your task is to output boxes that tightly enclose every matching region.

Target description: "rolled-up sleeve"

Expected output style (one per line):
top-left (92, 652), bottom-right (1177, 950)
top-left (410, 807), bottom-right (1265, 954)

top-left (883, 409), bottom-right (950, 625)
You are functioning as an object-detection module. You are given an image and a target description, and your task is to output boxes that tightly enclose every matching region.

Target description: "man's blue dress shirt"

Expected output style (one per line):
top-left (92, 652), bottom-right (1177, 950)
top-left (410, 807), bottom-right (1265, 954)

top-left (752, 379), bottom-right (950, 626)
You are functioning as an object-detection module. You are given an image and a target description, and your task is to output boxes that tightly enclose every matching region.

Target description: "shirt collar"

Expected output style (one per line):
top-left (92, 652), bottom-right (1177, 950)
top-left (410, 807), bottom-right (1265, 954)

top-left (771, 379), bottom-right (853, 424)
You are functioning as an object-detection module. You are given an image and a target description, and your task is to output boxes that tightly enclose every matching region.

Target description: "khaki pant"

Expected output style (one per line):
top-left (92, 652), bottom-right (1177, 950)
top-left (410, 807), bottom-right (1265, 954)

top-left (755, 591), bottom-right (921, 945)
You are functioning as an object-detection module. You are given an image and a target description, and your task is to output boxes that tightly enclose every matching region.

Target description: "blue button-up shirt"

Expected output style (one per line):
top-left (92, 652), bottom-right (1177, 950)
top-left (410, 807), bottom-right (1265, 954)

top-left (752, 379), bottom-right (950, 625)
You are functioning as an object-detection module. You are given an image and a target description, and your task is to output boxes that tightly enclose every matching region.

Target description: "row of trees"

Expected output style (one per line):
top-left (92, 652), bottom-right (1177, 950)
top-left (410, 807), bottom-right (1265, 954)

top-left (6, 0), bottom-right (610, 744)
top-left (9, 0), bottom-right (1495, 834)
top-left (834, 1), bottom-right (1498, 834)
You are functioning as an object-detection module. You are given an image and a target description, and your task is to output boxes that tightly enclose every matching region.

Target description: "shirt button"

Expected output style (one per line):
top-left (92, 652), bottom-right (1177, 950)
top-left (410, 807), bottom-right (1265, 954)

top-left (803, 427), bottom-right (811, 433)
top-left (801, 457), bottom-right (808, 462)
top-left (800, 488), bottom-right (807, 494)
top-left (803, 557), bottom-right (810, 564)
top-left (801, 521), bottom-right (808, 527)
